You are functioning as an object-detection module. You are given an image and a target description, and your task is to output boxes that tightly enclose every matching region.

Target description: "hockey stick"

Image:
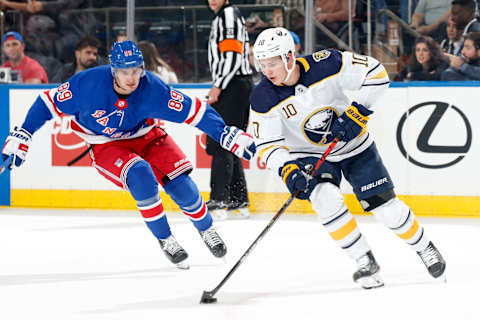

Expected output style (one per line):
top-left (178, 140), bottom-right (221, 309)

top-left (67, 145), bottom-right (93, 166)
top-left (200, 132), bottom-right (343, 304)
top-left (0, 154), bottom-right (14, 174)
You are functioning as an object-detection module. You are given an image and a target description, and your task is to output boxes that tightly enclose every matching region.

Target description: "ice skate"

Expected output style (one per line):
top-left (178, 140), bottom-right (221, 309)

top-left (353, 251), bottom-right (384, 289)
top-left (199, 226), bottom-right (227, 258)
top-left (206, 199), bottom-right (228, 221)
top-left (158, 235), bottom-right (189, 270)
top-left (417, 241), bottom-right (446, 279)
top-left (226, 201), bottom-right (250, 219)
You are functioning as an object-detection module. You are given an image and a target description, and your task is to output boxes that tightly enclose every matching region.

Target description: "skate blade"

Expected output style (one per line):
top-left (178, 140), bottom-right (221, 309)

top-left (175, 260), bottom-right (190, 270)
top-left (434, 273), bottom-right (447, 283)
top-left (355, 274), bottom-right (385, 289)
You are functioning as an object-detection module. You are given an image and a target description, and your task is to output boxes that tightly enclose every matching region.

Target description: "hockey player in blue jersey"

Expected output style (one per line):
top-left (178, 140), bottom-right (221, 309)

top-left (0, 41), bottom-right (256, 270)
top-left (250, 27), bottom-right (445, 288)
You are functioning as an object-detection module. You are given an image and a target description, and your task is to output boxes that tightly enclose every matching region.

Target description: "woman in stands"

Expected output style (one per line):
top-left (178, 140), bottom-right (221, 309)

top-left (395, 36), bottom-right (449, 81)
top-left (137, 40), bottom-right (179, 84)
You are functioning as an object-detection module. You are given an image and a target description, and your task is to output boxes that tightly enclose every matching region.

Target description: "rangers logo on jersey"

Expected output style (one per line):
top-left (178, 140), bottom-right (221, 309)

top-left (302, 107), bottom-right (338, 145)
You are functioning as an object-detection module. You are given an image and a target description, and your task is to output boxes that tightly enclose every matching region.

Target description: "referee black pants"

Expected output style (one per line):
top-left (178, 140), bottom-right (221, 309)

top-left (206, 75), bottom-right (253, 204)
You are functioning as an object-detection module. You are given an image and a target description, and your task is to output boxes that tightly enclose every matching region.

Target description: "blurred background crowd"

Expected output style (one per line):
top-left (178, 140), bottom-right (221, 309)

top-left (0, 0), bottom-right (479, 84)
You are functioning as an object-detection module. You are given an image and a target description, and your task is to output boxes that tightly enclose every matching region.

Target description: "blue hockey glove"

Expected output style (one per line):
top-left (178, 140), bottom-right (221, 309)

top-left (279, 160), bottom-right (317, 200)
top-left (331, 102), bottom-right (373, 142)
top-left (0, 126), bottom-right (32, 174)
top-left (220, 126), bottom-right (256, 160)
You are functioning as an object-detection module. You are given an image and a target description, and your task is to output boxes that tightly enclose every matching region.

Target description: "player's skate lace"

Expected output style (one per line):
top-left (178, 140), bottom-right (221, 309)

top-left (158, 235), bottom-right (189, 268)
top-left (199, 226), bottom-right (227, 258)
top-left (353, 251), bottom-right (384, 289)
top-left (417, 241), bottom-right (446, 278)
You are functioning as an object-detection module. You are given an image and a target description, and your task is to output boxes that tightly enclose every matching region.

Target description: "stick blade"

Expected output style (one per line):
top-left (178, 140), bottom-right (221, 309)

top-left (0, 154), bottom-right (14, 174)
top-left (200, 290), bottom-right (217, 304)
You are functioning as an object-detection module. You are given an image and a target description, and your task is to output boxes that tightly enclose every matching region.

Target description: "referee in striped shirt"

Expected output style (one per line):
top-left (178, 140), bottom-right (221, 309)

top-left (206, 0), bottom-right (253, 219)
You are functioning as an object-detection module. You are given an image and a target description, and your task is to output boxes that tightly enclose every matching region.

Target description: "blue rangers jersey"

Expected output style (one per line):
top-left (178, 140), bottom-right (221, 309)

top-left (250, 49), bottom-right (390, 174)
top-left (21, 65), bottom-right (226, 144)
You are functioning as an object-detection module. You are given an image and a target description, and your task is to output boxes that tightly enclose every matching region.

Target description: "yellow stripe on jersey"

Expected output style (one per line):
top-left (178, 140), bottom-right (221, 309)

top-left (398, 218), bottom-right (419, 240)
top-left (329, 217), bottom-right (358, 240)
top-left (366, 69), bottom-right (388, 80)
top-left (258, 144), bottom-right (288, 160)
top-left (297, 57), bottom-right (310, 72)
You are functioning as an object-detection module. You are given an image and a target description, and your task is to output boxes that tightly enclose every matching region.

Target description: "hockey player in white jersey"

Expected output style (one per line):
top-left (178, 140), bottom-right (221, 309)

top-left (250, 27), bottom-right (446, 289)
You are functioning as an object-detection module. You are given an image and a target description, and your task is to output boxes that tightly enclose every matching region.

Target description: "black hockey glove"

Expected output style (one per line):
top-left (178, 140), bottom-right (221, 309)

top-left (331, 102), bottom-right (373, 142)
top-left (0, 126), bottom-right (32, 174)
top-left (279, 160), bottom-right (317, 200)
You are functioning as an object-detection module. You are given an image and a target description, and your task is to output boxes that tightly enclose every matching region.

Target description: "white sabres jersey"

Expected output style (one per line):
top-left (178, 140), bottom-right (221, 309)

top-left (249, 49), bottom-right (390, 173)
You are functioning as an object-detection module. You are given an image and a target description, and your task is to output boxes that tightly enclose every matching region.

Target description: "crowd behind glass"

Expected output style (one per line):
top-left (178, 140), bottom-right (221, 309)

top-left (0, 0), bottom-right (478, 83)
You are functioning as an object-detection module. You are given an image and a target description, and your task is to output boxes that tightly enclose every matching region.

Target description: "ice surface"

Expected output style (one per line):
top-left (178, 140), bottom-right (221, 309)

top-left (0, 208), bottom-right (478, 320)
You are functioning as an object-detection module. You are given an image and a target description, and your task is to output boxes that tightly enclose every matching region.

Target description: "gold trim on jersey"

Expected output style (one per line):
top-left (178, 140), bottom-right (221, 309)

top-left (302, 107), bottom-right (340, 146)
top-left (297, 57), bottom-right (310, 72)
top-left (366, 69), bottom-right (388, 80)
top-left (258, 144), bottom-right (289, 160)
top-left (251, 54), bottom-right (345, 115)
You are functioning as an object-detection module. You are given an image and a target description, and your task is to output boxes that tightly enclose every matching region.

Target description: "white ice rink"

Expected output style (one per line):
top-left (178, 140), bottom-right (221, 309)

top-left (0, 208), bottom-right (478, 320)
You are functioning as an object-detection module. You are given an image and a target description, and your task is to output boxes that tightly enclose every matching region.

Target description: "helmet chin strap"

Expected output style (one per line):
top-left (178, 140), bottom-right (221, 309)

top-left (281, 53), bottom-right (296, 84)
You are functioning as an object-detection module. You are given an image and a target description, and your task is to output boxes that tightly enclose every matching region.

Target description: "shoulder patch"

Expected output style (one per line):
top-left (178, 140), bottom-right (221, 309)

top-left (312, 50), bottom-right (331, 62)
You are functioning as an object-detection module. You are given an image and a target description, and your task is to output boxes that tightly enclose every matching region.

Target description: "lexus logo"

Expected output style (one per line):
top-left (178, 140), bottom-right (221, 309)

top-left (396, 101), bottom-right (472, 169)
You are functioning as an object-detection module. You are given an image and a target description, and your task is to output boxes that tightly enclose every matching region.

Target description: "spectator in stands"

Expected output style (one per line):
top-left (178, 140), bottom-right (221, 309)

top-left (442, 31), bottom-right (480, 80)
top-left (440, 15), bottom-right (463, 54)
top-left (0, 0), bottom-right (106, 62)
top-left (1, 31), bottom-right (48, 83)
top-left (290, 31), bottom-right (303, 55)
top-left (395, 36), bottom-right (449, 81)
top-left (410, 0), bottom-right (451, 41)
top-left (451, 0), bottom-right (480, 42)
top-left (400, 0), bottom-right (419, 23)
top-left (137, 41), bottom-right (178, 84)
top-left (116, 31), bottom-right (128, 43)
top-left (313, 0), bottom-right (351, 48)
top-left (51, 36), bottom-right (102, 83)
top-left (246, 0), bottom-right (304, 36)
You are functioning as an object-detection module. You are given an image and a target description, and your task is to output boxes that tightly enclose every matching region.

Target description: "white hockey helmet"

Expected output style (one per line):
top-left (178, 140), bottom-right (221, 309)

top-left (253, 27), bottom-right (296, 82)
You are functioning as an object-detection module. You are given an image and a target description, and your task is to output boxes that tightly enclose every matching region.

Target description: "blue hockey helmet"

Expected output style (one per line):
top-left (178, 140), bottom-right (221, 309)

top-left (109, 40), bottom-right (145, 75)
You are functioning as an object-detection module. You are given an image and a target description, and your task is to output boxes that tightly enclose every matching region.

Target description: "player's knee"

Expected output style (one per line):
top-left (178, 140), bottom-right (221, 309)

top-left (164, 174), bottom-right (199, 208)
top-left (310, 182), bottom-right (345, 220)
top-left (359, 189), bottom-right (396, 212)
top-left (371, 196), bottom-right (410, 229)
top-left (126, 160), bottom-right (158, 200)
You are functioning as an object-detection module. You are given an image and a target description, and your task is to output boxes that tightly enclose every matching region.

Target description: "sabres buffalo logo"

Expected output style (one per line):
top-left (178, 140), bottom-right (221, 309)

top-left (302, 107), bottom-right (338, 145)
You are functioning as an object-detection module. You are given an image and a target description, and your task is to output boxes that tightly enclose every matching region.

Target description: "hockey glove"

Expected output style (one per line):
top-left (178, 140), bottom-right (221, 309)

top-left (220, 126), bottom-right (256, 160)
top-left (0, 126), bottom-right (32, 174)
top-left (331, 102), bottom-right (373, 142)
top-left (279, 160), bottom-right (317, 200)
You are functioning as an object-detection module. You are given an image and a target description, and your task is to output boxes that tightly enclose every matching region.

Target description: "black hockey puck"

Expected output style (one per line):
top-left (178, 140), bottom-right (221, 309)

top-left (200, 291), bottom-right (217, 304)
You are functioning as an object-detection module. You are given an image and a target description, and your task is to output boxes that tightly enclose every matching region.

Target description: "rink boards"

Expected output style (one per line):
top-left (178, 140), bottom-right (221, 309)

top-left (0, 82), bottom-right (478, 217)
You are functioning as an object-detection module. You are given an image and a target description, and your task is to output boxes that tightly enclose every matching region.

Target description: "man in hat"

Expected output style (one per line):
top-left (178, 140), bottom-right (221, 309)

top-left (1, 31), bottom-right (48, 83)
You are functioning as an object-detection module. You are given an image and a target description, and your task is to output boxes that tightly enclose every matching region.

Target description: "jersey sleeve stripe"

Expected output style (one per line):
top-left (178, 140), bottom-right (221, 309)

top-left (366, 69), bottom-right (388, 80)
top-left (366, 62), bottom-right (381, 75)
top-left (218, 39), bottom-right (243, 53)
top-left (362, 81), bottom-right (390, 87)
top-left (185, 97), bottom-right (207, 127)
top-left (264, 146), bottom-right (287, 167)
top-left (40, 89), bottom-right (63, 118)
top-left (256, 138), bottom-right (285, 148)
